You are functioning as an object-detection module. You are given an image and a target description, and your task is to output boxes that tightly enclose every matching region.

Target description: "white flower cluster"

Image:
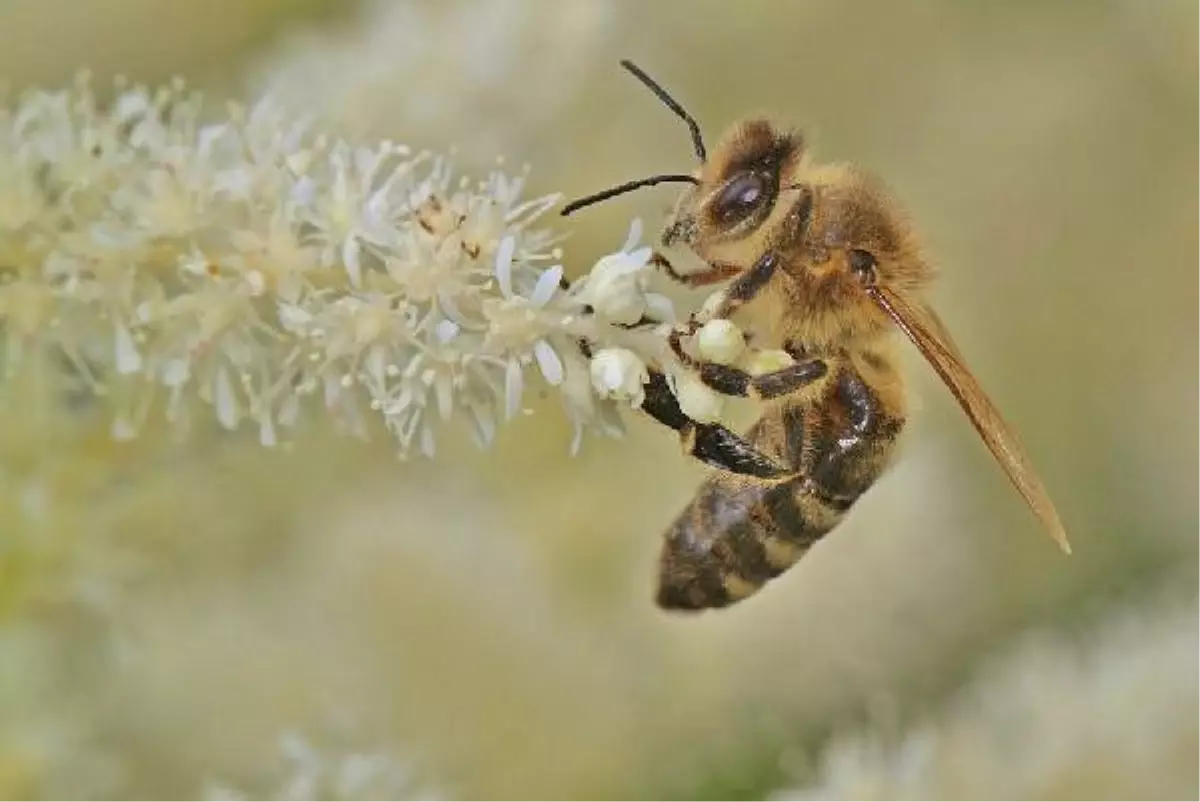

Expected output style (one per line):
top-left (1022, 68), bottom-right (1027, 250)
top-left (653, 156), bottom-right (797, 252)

top-left (206, 730), bottom-right (441, 801)
top-left (0, 75), bottom-right (685, 457)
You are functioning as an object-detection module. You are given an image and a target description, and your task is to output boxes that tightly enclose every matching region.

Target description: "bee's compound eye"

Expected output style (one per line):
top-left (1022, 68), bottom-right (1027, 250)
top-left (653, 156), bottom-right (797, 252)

top-left (713, 172), bottom-right (766, 224)
top-left (848, 249), bottom-right (877, 281)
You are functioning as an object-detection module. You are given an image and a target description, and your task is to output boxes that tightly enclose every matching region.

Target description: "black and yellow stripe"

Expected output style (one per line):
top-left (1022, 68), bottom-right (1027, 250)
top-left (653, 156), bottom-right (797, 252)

top-left (656, 365), bottom-right (903, 611)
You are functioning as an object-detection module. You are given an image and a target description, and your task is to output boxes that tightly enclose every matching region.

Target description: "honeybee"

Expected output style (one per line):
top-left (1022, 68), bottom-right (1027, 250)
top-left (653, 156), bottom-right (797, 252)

top-left (562, 61), bottom-right (1070, 611)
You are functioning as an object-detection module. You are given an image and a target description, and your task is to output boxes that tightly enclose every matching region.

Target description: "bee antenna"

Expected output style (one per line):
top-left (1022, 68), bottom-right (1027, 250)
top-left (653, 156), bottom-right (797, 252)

top-left (560, 173), bottom-right (699, 217)
top-left (619, 59), bottom-right (707, 163)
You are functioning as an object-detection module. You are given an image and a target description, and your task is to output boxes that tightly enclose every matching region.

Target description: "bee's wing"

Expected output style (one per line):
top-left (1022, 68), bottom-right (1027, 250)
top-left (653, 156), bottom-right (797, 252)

top-left (869, 286), bottom-right (1071, 553)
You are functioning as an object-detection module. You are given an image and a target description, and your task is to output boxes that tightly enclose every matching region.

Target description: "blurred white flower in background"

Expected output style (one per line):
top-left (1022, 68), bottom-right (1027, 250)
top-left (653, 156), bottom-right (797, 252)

top-left (778, 593), bottom-right (1200, 801)
top-left (250, 0), bottom-right (617, 157)
top-left (206, 729), bottom-right (442, 801)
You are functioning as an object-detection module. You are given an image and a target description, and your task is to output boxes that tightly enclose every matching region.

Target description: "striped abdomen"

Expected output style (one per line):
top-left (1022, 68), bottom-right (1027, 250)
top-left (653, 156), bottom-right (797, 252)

top-left (656, 364), bottom-right (903, 611)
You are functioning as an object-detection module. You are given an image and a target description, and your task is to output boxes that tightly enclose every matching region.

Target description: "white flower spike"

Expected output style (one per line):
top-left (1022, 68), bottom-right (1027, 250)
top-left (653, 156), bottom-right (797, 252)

top-left (0, 76), bottom-right (687, 459)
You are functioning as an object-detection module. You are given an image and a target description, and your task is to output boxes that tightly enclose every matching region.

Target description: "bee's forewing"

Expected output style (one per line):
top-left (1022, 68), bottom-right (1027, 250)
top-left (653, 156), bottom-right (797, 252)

top-left (869, 286), bottom-right (1071, 553)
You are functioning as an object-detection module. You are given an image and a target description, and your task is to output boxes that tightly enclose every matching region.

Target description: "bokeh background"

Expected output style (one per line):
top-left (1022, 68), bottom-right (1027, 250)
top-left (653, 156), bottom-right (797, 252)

top-left (1, 0), bottom-right (1196, 798)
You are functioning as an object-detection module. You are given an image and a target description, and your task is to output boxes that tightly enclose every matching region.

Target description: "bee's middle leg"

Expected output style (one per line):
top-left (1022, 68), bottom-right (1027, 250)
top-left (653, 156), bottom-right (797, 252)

top-left (640, 369), bottom-right (794, 479)
top-left (563, 270), bottom-right (795, 480)
top-left (662, 248), bottom-right (805, 398)
top-left (573, 334), bottom-right (792, 478)
top-left (668, 320), bottom-right (828, 401)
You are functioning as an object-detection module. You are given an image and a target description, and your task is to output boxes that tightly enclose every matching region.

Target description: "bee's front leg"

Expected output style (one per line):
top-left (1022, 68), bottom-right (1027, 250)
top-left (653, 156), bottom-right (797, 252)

top-left (650, 252), bottom-right (742, 287)
top-left (665, 247), bottom-right (779, 358)
top-left (696, 250), bottom-right (780, 322)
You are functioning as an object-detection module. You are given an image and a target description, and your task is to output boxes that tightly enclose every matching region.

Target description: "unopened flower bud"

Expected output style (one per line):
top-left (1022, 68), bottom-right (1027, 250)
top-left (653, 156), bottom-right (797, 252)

top-left (577, 250), bottom-right (652, 325)
top-left (589, 347), bottom-right (649, 407)
top-left (696, 318), bottom-right (745, 365)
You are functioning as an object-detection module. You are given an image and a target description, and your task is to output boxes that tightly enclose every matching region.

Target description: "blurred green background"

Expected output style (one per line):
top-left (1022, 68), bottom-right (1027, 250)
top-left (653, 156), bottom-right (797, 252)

top-left (0, 0), bottom-right (1196, 798)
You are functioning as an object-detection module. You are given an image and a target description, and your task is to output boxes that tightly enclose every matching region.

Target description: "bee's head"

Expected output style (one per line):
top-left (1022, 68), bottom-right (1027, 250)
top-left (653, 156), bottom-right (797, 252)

top-left (560, 62), bottom-right (803, 264)
top-left (660, 118), bottom-right (804, 253)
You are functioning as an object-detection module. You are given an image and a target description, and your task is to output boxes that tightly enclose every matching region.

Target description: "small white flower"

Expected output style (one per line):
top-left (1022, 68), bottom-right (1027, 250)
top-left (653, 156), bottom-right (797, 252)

top-left (298, 141), bottom-right (405, 288)
top-left (589, 347), bottom-right (649, 407)
top-left (577, 251), bottom-right (649, 324)
top-left (484, 235), bottom-right (567, 389)
top-left (572, 219), bottom-right (663, 325)
top-left (670, 370), bottom-right (725, 423)
top-left (696, 318), bottom-right (745, 365)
